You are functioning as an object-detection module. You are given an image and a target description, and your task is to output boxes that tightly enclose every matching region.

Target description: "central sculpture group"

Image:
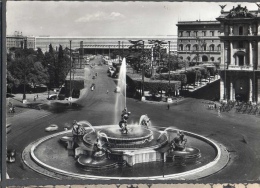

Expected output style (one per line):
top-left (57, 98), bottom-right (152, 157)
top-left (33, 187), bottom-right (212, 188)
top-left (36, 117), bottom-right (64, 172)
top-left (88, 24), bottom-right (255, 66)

top-left (65, 107), bottom-right (198, 171)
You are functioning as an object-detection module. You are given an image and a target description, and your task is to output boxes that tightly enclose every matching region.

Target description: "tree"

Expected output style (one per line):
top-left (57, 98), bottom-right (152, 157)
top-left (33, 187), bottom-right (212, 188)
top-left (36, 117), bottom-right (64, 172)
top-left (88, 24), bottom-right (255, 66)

top-left (49, 44), bottom-right (54, 54)
top-left (7, 70), bottom-right (20, 93)
top-left (11, 56), bottom-right (34, 99)
top-left (28, 61), bottom-right (49, 88)
top-left (36, 48), bottom-right (44, 62)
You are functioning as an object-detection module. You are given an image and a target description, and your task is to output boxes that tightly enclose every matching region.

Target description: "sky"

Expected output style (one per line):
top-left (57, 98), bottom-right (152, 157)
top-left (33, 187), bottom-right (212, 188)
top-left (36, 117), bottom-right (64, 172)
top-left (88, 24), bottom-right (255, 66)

top-left (6, 1), bottom-right (259, 37)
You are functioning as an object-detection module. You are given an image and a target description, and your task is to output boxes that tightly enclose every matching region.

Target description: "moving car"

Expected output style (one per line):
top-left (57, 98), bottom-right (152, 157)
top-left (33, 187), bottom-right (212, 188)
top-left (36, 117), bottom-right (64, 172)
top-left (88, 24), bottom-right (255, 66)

top-left (47, 94), bottom-right (57, 100)
top-left (45, 124), bottom-right (59, 132)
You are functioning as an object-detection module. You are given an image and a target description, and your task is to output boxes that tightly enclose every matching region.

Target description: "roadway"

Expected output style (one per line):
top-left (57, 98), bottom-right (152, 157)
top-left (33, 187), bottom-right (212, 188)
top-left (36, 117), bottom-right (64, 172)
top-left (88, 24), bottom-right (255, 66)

top-left (7, 56), bottom-right (260, 181)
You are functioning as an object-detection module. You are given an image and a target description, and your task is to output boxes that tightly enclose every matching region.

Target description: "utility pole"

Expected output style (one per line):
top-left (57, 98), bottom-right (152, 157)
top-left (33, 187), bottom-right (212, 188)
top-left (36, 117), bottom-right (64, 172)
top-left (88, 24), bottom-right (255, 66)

top-left (69, 40), bottom-right (72, 98)
top-left (142, 40), bottom-right (145, 97)
top-left (109, 45), bottom-right (110, 59)
top-left (168, 41), bottom-right (171, 85)
top-left (122, 41), bottom-right (124, 58)
top-left (118, 41), bottom-right (121, 62)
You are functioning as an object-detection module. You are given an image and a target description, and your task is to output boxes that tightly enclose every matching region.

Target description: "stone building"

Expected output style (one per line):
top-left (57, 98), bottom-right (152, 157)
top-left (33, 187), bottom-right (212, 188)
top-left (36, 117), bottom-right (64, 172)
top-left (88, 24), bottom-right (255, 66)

top-left (176, 21), bottom-right (221, 66)
top-left (216, 4), bottom-right (260, 103)
top-left (6, 33), bottom-right (35, 52)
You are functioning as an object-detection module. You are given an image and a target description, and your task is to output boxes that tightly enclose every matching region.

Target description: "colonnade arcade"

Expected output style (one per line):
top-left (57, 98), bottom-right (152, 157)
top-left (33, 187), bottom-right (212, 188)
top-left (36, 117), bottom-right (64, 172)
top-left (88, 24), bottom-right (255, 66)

top-left (220, 71), bottom-right (259, 102)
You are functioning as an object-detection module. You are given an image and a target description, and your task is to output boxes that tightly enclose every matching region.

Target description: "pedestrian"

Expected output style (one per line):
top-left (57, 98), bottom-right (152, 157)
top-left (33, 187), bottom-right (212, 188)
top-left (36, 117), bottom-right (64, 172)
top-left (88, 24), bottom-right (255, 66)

top-left (167, 104), bottom-right (170, 110)
top-left (37, 94), bottom-right (38, 99)
top-left (34, 95), bottom-right (36, 101)
top-left (218, 107), bottom-right (221, 117)
top-left (214, 103), bottom-right (217, 109)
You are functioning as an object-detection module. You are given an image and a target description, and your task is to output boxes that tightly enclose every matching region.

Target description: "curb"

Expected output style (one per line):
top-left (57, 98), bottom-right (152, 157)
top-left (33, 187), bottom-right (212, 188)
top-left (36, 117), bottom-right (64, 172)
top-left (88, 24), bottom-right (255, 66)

top-left (23, 126), bottom-right (229, 180)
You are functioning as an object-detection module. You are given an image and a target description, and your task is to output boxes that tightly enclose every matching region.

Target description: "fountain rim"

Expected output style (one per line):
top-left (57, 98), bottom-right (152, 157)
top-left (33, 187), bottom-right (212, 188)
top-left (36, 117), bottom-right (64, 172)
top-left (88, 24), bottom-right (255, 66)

top-left (83, 125), bottom-right (154, 142)
top-left (25, 125), bottom-right (228, 180)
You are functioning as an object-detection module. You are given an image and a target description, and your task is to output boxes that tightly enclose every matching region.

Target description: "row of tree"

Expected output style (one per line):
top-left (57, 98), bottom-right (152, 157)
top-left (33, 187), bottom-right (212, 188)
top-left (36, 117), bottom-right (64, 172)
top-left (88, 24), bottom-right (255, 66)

top-left (7, 44), bottom-right (71, 99)
top-left (152, 66), bottom-right (218, 88)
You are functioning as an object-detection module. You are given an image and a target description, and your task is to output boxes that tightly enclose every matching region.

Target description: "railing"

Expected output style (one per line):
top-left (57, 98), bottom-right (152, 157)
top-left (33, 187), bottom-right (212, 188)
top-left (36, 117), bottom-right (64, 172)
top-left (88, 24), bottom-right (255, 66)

top-left (219, 65), bottom-right (253, 71)
top-left (178, 50), bottom-right (221, 53)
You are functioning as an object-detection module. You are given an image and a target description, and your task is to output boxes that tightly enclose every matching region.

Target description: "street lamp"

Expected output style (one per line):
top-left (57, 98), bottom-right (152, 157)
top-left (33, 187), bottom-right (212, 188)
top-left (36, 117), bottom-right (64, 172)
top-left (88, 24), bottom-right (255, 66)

top-left (69, 40), bottom-right (72, 98)
top-left (142, 40), bottom-right (145, 97)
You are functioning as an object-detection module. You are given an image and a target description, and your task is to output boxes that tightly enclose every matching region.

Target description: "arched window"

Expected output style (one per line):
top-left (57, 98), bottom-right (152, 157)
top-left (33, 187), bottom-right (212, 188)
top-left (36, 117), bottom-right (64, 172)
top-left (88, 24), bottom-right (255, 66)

top-left (193, 44), bottom-right (198, 51)
top-left (202, 44), bottom-right (207, 51)
top-left (218, 57), bottom-right (221, 62)
top-left (209, 44), bottom-right (215, 51)
top-left (210, 57), bottom-right (215, 61)
top-left (186, 44), bottom-right (190, 51)
top-left (217, 44), bottom-right (221, 51)
top-left (239, 26), bottom-right (243, 35)
top-left (179, 44), bottom-right (183, 51)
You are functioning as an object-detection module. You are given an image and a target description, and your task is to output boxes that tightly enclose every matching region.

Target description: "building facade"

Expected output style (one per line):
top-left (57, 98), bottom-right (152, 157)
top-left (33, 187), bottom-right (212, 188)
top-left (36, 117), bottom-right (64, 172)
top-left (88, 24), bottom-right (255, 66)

top-left (34, 36), bottom-right (178, 54)
top-left (217, 4), bottom-right (260, 103)
top-left (6, 34), bottom-right (35, 51)
top-left (176, 21), bottom-right (221, 65)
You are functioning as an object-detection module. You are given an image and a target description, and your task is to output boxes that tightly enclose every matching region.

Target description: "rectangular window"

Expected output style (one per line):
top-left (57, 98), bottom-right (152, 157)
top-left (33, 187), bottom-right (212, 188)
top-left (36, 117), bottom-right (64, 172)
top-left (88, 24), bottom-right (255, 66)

top-left (203, 31), bottom-right (206, 36)
top-left (179, 31), bottom-right (183, 37)
top-left (187, 31), bottom-right (191, 37)
top-left (194, 31), bottom-right (198, 37)
top-left (211, 31), bottom-right (214, 36)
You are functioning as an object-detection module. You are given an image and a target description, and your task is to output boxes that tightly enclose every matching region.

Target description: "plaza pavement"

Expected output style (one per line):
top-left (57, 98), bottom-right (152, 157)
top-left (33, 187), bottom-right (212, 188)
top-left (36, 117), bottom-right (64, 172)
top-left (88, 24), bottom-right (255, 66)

top-left (6, 56), bottom-right (260, 181)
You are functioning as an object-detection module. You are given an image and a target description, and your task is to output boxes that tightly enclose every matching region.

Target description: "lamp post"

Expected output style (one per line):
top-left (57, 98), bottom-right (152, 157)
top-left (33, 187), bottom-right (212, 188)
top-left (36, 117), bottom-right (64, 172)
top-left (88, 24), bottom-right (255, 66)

top-left (69, 40), bottom-right (72, 98)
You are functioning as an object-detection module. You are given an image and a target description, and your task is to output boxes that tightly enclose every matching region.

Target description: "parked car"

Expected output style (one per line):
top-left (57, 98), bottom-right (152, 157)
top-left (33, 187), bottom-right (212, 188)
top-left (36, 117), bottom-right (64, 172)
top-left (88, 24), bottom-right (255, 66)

top-left (45, 124), bottom-right (59, 132)
top-left (47, 94), bottom-right (57, 100)
top-left (114, 86), bottom-right (120, 93)
top-left (7, 149), bottom-right (16, 163)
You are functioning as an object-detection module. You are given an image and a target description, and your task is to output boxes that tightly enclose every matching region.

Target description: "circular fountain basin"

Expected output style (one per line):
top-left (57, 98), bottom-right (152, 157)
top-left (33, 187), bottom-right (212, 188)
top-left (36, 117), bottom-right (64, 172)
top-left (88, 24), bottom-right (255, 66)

top-left (23, 125), bottom-right (229, 180)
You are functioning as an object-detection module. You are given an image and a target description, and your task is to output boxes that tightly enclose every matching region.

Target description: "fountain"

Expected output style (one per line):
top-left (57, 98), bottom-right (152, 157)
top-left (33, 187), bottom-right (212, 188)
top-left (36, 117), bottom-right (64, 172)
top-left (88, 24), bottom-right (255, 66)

top-left (59, 58), bottom-right (201, 169)
top-left (23, 58), bottom-right (229, 180)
